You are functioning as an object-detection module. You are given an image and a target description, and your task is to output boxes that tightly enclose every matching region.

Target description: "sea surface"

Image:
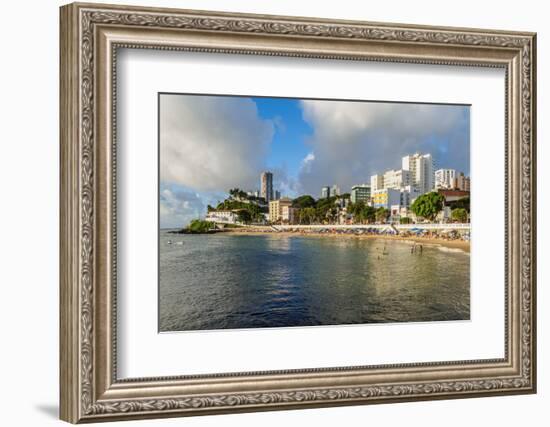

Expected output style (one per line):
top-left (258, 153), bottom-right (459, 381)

top-left (159, 231), bottom-right (470, 332)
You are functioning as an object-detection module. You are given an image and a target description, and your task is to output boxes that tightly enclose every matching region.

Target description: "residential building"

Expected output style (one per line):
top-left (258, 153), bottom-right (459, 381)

top-left (260, 171), bottom-right (273, 203)
top-left (370, 174), bottom-right (384, 192)
top-left (435, 169), bottom-right (457, 189)
top-left (401, 185), bottom-right (421, 208)
top-left (383, 169), bottom-right (411, 189)
top-left (269, 197), bottom-right (293, 223)
top-left (321, 186), bottom-right (330, 198)
top-left (402, 153), bottom-right (435, 194)
top-left (351, 184), bottom-right (371, 204)
top-left (372, 188), bottom-right (402, 210)
top-left (274, 190), bottom-right (281, 200)
top-left (281, 205), bottom-right (298, 224)
top-left (372, 186), bottom-right (420, 211)
top-left (455, 172), bottom-right (471, 191)
top-left (205, 210), bottom-right (238, 224)
top-left (331, 184), bottom-right (341, 197)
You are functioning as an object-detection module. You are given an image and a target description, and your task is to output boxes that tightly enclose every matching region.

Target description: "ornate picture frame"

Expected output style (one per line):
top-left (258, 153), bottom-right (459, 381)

top-left (60, 2), bottom-right (536, 423)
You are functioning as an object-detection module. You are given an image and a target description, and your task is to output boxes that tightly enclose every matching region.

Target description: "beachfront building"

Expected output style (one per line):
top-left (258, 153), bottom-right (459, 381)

top-left (370, 174), bottom-right (384, 192)
top-left (402, 152), bottom-right (435, 194)
top-left (383, 169), bottom-right (411, 189)
top-left (351, 184), bottom-right (371, 204)
top-left (205, 210), bottom-right (239, 224)
top-left (260, 171), bottom-right (273, 203)
top-left (401, 185), bottom-right (421, 208)
top-left (372, 188), bottom-right (402, 210)
top-left (435, 169), bottom-right (457, 189)
top-left (455, 172), bottom-right (471, 191)
top-left (269, 197), bottom-right (293, 223)
top-left (435, 169), bottom-right (470, 191)
top-left (281, 205), bottom-right (298, 224)
top-left (372, 186), bottom-right (420, 211)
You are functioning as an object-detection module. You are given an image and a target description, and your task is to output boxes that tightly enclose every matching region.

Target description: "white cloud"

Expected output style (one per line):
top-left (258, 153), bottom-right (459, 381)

top-left (160, 94), bottom-right (274, 192)
top-left (160, 187), bottom-right (203, 229)
top-left (298, 100), bottom-right (469, 195)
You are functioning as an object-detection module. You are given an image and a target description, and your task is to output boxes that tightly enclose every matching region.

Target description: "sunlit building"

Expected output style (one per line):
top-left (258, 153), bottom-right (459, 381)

top-left (269, 197), bottom-right (293, 223)
top-left (402, 153), bottom-right (435, 194)
top-left (351, 184), bottom-right (371, 204)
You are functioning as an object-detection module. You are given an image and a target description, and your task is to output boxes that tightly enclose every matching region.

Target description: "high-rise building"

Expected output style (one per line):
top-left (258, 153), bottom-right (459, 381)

top-left (274, 190), bottom-right (281, 200)
top-left (402, 153), bottom-right (435, 194)
top-left (331, 184), bottom-right (341, 197)
top-left (321, 186), bottom-right (330, 198)
top-left (383, 169), bottom-right (411, 189)
top-left (435, 169), bottom-right (457, 189)
top-left (455, 172), bottom-right (470, 191)
top-left (370, 174), bottom-right (384, 192)
top-left (260, 171), bottom-right (273, 202)
top-left (351, 184), bottom-right (371, 204)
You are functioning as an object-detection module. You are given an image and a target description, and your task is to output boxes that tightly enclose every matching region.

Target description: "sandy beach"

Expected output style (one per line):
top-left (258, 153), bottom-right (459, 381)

top-left (222, 229), bottom-right (470, 253)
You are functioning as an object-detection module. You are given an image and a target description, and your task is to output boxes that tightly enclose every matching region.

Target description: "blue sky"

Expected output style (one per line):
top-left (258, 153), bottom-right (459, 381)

top-left (253, 97), bottom-right (313, 177)
top-left (159, 94), bottom-right (470, 228)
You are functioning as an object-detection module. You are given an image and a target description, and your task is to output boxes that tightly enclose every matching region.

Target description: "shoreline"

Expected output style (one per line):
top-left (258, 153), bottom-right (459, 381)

top-left (222, 229), bottom-right (470, 253)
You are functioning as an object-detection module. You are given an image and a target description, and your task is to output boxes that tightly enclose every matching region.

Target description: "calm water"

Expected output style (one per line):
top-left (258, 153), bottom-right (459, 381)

top-left (159, 231), bottom-right (470, 332)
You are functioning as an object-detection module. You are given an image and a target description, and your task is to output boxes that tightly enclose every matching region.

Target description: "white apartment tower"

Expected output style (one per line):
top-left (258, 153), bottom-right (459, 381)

top-left (402, 153), bottom-right (435, 194)
top-left (370, 174), bottom-right (385, 192)
top-left (435, 169), bottom-right (457, 189)
top-left (383, 169), bottom-right (411, 190)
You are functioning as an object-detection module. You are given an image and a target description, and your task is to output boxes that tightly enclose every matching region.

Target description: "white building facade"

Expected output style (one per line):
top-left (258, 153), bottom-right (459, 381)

top-left (205, 210), bottom-right (239, 224)
top-left (402, 153), bottom-right (435, 194)
top-left (435, 168), bottom-right (457, 189)
top-left (383, 169), bottom-right (411, 189)
top-left (370, 174), bottom-right (384, 192)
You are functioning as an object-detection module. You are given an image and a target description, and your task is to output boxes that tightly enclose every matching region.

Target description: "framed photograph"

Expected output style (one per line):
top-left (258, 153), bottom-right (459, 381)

top-left (60, 2), bottom-right (537, 423)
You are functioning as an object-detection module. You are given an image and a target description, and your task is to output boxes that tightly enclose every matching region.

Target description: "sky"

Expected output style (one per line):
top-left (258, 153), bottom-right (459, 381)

top-left (159, 93), bottom-right (470, 229)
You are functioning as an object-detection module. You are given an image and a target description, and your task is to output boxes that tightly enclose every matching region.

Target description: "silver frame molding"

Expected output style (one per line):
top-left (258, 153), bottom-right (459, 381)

top-left (60, 2), bottom-right (537, 423)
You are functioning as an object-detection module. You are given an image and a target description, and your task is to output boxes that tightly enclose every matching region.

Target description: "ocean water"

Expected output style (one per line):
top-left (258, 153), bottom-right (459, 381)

top-left (159, 231), bottom-right (470, 332)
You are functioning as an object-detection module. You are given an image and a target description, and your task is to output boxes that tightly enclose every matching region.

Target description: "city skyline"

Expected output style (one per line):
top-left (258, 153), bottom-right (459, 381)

top-left (160, 94), bottom-right (470, 228)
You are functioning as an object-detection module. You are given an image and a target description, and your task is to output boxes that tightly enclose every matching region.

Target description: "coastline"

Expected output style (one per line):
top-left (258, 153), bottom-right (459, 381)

top-left (222, 229), bottom-right (470, 253)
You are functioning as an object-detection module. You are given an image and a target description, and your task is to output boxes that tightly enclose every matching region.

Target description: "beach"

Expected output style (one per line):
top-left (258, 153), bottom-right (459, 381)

top-left (222, 229), bottom-right (470, 253)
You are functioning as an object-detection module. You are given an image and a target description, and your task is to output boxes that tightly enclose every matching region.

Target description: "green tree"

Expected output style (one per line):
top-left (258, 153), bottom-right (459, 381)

top-left (236, 209), bottom-right (252, 224)
top-left (315, 196), bottom-right (337, 223)
top-left (410, 191), bottom-right (445, 222)
top-left (451, 208), bottom-right (468, 223)
top-left (292, 195), bottom-right (316, 209)
top-left (400, 217), bottom-right (412, 224)
top-left (299, 207), bottom-right (317, 224)
top-left (361, 205), bottom-right (376, 224)
top-left (449, 196), bottom-right (470, 213)
top-left (186, 219), bottom-right (214, 233)
top-left (375, 207), bottom-right (389, 223)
